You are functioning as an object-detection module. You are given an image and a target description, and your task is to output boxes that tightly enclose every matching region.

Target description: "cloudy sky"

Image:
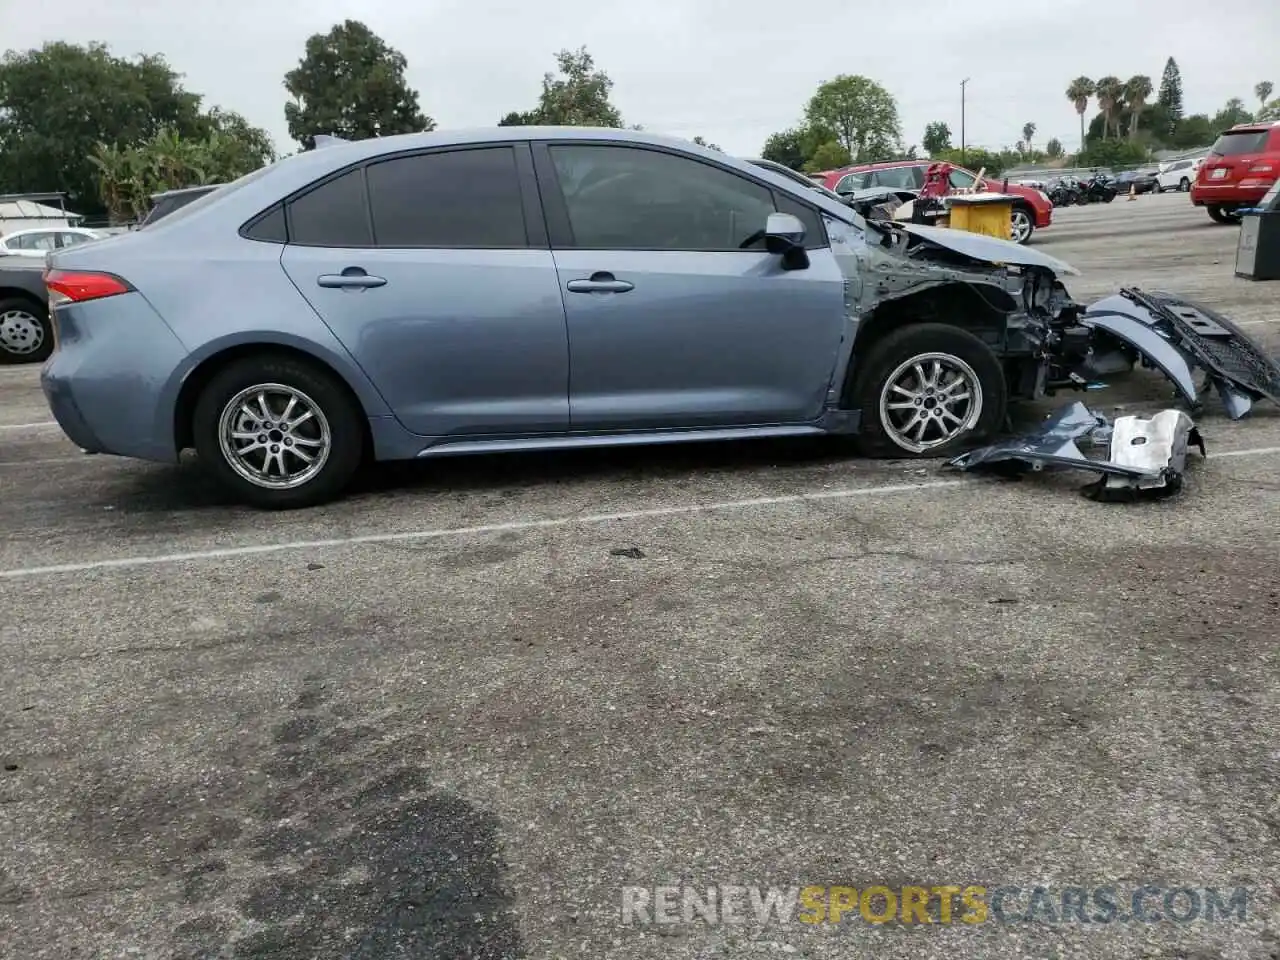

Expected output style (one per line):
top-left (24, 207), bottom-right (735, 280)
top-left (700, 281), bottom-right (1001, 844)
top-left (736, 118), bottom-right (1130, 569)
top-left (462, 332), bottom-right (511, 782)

top-left (3, 0), bottom-right (1277, 156)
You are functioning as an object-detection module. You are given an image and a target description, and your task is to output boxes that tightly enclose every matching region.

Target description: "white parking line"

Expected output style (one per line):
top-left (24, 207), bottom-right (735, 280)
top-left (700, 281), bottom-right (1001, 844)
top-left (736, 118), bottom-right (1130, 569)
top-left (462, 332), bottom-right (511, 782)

top-left (1240, 319), bottom-right (1279, 326)
top-left (1, 443), bottom-right (1279, 581)
top-left (0, 480), bottom-right (965, 579)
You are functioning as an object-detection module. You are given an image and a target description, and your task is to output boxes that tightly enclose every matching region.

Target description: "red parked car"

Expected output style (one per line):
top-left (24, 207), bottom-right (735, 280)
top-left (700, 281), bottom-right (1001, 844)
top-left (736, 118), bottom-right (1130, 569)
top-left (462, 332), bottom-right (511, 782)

top-left (1191, 121), bottom-right (1280, 224)
top-left (818, 159), bottom-right (1054, 244)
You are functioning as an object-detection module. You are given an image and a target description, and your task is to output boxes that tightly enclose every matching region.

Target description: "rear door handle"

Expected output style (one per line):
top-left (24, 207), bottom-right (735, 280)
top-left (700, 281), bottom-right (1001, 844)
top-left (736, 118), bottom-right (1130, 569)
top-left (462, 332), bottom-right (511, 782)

top-left (566, 271), bottom-right (633, 294)
top-left (318, 269), bottom-right (386, 289)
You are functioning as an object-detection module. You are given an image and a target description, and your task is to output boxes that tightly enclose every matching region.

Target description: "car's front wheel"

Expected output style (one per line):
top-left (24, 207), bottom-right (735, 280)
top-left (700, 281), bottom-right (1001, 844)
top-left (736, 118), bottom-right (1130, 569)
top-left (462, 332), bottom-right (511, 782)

top-left (0, 297), bottom-right (53, 364)
top-left (1010, 206), bottom-right (1035, 244)
top-left (192, 354), bottom-right (365, 509)
top-left (854, 324), bottom-right (1007, 459)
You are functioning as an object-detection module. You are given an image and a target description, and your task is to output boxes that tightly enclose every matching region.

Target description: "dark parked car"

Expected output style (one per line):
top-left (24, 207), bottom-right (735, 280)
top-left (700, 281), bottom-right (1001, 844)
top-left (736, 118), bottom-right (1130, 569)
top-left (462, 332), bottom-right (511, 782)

top-left (0, 258), bottom-right (54, 362)
top-left (139, 185), bottom-right (223, 227)
top-left (1112, 169), bottom-right (1158, 195)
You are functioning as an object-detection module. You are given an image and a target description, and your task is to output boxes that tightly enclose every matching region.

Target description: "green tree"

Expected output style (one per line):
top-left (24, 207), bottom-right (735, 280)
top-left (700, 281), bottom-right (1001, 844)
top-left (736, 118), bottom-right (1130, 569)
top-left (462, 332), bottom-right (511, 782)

top-left (1157, 57), bottom-right (1184, 126)
top-left (283, 20), bottom-right (432, 149)
top-left (932, 147), bottom-right (1009, 178)
top-left (922, 121), bottom-right (952, 156)
top-left (1065, 77), bottom-right (1095, 150)
top-left (1078, 138), bottom-right (1150, 169)
top-left (1212, 97), bottom-right (1253, 129)
top-left (1257, 81), bottom-right (1275, 110)
top-left (0, 41), bottom-right (210, 214)
top-left (1045, 137), bottom-right (1064, 158)
top-left (534, 47), bottom-right (622, 126)
top-left (803, 141), bottom-right (852, 173)
top-left (1170, 114), bottom-right (1214, 149)
top-left (1259, 99), bottom-right (1280, 123)
top-left (497, 110), bottom-right (539, 126)
top-left (1094, 77), bottom-right (1124, 139)
top-left (804, 75), bottom-right (901, 162)
top-left (1123, 76), bottom-right (1152, 140)
top-left (1021, 122), bottom-right (1036, 152)
top-left (760, 128), bottom-right (808, 169)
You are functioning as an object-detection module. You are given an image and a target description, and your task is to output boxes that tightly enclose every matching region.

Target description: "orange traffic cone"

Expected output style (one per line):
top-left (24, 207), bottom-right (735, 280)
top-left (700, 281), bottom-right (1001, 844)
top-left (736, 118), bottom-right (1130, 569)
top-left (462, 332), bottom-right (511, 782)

top-left (1127, 184), bottom-right (1136, 201)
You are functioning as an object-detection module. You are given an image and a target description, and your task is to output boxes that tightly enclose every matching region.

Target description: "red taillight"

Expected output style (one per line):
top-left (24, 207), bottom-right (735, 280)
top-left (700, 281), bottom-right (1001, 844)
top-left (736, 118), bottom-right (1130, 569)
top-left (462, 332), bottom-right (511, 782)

top-left (44, 269), bottom-right (131, 305)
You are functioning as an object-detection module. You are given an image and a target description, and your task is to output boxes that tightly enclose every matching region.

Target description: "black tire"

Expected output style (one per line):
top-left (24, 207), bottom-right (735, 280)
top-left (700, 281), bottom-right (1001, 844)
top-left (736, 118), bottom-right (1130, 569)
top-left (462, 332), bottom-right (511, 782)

top-left (1179, 177), bottom-right (1190, 191)
top-left (0, 296), bottom-right (53, 364)
top-left (1102, 191), bottom-right (1115, 203)
top-left (854, 323), bottom-right (1007, 459)
top-left (192, 354), bottom-right (365, 509)
top-left (1207, 205), bottom-right (1240, 225)
top-left (1153, 183), bottom-right (1163, 194)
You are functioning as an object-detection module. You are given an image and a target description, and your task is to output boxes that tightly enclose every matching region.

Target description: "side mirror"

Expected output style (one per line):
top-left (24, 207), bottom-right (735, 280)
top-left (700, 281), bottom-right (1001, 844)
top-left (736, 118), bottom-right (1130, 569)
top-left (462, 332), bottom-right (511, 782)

top-left (763, 212), bottom-right (809, 270)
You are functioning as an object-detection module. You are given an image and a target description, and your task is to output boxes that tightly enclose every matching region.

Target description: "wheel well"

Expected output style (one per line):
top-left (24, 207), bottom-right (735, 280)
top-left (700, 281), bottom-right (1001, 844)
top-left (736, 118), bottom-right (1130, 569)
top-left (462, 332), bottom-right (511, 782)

top-left (0, 288), bottom-right (46, 314)
top-left (173, 344), bottom-right (374, 457)
top-left (842, 284), bottom-right (1012, 406)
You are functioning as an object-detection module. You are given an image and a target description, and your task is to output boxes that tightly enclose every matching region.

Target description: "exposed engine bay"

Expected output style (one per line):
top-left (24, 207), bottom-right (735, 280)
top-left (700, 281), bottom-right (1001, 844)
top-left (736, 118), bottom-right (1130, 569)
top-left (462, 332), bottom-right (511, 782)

top-left (847, 216), bottom-right (1280, 422)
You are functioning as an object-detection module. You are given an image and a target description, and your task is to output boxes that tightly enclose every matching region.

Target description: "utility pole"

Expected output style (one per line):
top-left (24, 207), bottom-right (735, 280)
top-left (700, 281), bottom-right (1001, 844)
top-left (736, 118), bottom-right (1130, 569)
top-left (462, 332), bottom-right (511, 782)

top-left (961, 77), bottom-right (970, 165)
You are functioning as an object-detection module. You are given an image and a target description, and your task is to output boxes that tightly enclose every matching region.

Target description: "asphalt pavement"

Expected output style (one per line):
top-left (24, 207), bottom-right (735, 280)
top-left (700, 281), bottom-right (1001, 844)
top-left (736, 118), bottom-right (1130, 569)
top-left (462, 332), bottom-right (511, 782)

top-left (2, 192), bottom-right (1279, 960)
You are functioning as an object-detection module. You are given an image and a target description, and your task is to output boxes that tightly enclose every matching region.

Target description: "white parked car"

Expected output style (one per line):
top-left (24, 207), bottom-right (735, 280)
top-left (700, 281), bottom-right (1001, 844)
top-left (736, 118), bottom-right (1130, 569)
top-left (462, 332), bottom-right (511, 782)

top-left (0, 226), bottom-right (105, 257)
top-left (1154, 158), bottom-right (1202, 193)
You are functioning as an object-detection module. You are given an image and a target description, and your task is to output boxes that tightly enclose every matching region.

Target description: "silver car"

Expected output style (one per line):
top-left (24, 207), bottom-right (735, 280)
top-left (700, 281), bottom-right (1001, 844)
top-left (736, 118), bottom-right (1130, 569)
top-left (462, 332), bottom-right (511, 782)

top-left (42, 126), bottom-right (1113, 508)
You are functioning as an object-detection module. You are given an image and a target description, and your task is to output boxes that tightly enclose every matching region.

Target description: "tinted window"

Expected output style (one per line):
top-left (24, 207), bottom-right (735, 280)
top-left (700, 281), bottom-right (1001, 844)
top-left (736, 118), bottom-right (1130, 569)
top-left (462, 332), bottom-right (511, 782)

top-left (366, 147), bottom-right (528, 248)
top-left (548, 145), bottom-right (775, 251)
top-left (244, 204), bottom-right (288, 243)
top-left (288, 168), bottom-right (373, 246)
top-left (872, 167), bottom-right (917, 189)
top-left (834, 172), bottom-right (870, 193)
top-left (1211, 131), bottom-right (1269, 156)
top-left (774, 193), bottom-right (827, 250)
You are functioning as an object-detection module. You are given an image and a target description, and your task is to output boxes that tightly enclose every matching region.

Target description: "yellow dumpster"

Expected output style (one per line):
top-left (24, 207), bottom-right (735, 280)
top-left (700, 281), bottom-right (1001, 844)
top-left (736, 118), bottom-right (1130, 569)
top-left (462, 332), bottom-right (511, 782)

top-left (946, 193), bottom-right (1016, 240)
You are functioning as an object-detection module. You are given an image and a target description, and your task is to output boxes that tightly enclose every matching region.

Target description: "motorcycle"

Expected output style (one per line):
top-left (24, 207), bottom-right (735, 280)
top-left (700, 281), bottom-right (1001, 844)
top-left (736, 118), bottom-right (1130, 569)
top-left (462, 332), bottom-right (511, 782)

top-left (1047, 178), bottom-right (1081, 207)
top-left (1078, 172), bottom-right (1118, 204)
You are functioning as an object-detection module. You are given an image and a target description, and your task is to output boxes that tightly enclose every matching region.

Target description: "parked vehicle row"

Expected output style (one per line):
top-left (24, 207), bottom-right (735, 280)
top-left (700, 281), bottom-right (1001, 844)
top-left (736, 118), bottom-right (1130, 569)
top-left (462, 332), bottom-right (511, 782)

top-left (0, 226), bottom-right (105, 257)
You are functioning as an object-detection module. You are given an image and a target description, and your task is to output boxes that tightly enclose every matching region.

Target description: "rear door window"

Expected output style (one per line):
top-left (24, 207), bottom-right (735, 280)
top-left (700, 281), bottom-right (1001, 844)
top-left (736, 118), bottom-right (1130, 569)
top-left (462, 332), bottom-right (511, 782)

top-left (287, 169), bottom-right (373, 247)
top-left (834, 171), bottom-right (870, 193)
top-left (365, 147), bottom-right (529, 248)
top-left (870, 167), bottom-right (918, 189)
top-left (1211, 131), bottom-right (1269, 156)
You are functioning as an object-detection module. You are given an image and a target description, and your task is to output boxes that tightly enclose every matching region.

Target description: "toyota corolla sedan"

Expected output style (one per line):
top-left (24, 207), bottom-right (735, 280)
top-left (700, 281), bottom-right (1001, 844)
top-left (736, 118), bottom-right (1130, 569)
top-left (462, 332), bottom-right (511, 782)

top-left (43, 126), bottom-right (1117, 509)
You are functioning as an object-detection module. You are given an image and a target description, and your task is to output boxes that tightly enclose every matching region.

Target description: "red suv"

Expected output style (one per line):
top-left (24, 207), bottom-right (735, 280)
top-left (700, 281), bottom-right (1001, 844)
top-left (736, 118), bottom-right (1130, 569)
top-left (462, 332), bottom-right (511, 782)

top-left (818, 160), bottom-right (1053, 244)
top-left (1191, 121), bottom-right (1280, 224)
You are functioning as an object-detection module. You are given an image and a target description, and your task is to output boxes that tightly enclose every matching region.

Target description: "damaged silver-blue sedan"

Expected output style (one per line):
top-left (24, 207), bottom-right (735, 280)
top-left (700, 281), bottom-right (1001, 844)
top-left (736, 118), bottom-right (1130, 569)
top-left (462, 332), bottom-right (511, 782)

top-left (39, 127), bottom-right (1280, 508)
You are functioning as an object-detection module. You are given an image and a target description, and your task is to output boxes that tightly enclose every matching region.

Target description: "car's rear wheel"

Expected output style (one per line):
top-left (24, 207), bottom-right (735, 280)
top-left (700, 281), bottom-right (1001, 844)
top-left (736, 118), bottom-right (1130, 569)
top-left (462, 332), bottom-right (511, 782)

top-left (1179, 177), bottom-right (1190, 191)
top-left (1010, 206), bottom-right (1035, 244)
top-left (855, 324), bottom-right (1007, 459)
top-left (192, 355), bottom-right (364, 509)
top-left (0, 298), bottom-right (53, 364)
top-left (1207, 205), bottom-right (1241, 225)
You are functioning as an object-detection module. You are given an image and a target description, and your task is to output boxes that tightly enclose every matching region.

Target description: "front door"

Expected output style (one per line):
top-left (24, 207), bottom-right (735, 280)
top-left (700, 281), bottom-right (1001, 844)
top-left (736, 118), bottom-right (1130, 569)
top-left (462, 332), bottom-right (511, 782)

top-left (534, 142), bottom-right (846, 432)
top-left (280, 144), bottom-right (570, 439)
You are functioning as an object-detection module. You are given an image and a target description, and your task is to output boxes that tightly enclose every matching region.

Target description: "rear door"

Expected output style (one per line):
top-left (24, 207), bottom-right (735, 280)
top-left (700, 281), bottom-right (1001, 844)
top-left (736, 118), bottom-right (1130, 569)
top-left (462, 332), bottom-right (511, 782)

top-left (280, 143), bottom-right (570, 439)
top-left (1200, 128), bottom-right (1274, 189)
top-left (532, 141), bottom-right (845, 432)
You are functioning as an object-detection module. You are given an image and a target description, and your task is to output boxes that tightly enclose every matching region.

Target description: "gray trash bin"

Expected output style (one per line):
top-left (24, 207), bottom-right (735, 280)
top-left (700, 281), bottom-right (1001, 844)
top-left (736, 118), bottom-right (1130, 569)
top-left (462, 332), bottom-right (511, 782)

top-left (1235, 179), bottom-right (1280, 281)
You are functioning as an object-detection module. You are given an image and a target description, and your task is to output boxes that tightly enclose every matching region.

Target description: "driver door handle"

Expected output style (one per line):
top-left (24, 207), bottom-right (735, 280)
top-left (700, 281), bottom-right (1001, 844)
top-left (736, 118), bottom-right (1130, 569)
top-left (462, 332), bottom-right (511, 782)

top-left (566, 271), bottom-right (634, 294)
top-left (318, 267), bottom-right (386, 289)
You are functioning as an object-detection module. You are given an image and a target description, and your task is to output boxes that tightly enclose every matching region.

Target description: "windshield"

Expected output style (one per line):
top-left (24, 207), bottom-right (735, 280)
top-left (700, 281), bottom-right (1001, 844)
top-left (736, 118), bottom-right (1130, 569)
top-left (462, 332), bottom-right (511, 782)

top-left (1210, 131), bottom-right (1269, 156)
top-left (746, 159), bottom-right (844, 201)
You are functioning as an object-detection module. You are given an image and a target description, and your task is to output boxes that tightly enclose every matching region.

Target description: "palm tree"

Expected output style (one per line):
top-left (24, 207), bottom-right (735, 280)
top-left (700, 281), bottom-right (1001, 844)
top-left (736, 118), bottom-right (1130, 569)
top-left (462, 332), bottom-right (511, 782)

top-left (1124, 75), bottom-right (1153, 140)
top-left (1066, 77), bottom-right (1095, 149)
top-left (1021, 122), bottom-right (1036, 152)
top-left (1258, 81), bottom-right (1275, 109)
top-left (1095, 77), bottom-right (1124, 139)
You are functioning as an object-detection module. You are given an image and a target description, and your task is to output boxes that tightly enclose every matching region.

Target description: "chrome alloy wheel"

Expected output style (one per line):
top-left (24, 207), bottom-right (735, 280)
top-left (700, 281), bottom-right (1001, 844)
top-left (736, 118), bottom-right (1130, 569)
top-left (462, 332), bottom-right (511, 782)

top-left (878, 353), bottom-right (984, 454)
top-left (217, 383), bottom-right (332, 489)
top-left (1010, 208), bottom-right (1033, 244)
top-left (0, 308), bottom-right (45, 357)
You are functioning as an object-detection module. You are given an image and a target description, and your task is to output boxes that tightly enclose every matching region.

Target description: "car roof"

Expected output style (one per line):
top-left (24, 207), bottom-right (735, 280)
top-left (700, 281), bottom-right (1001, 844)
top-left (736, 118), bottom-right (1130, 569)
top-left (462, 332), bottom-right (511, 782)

top-left (133, 126), bottom-right (864, 238)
